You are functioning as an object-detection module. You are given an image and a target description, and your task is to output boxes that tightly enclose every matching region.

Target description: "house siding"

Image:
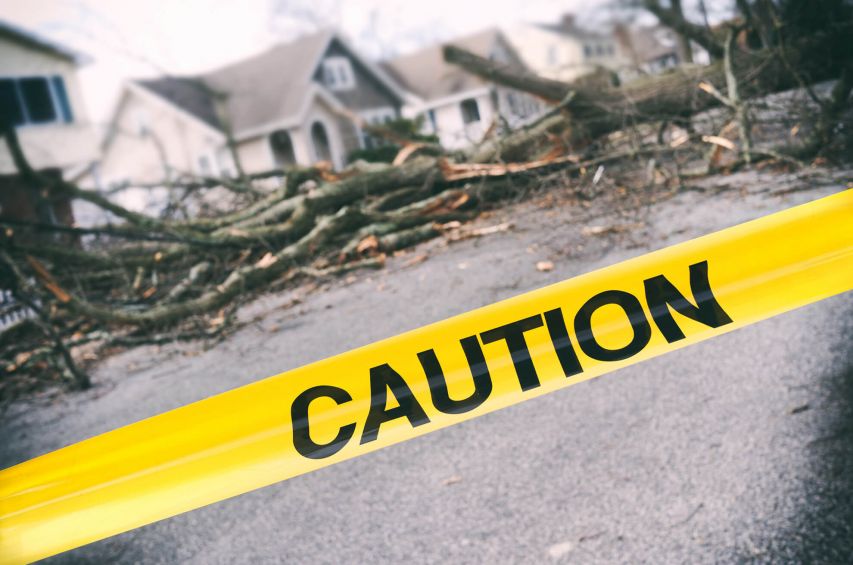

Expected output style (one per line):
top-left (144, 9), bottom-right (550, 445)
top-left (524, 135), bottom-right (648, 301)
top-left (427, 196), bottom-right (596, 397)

top-left (77, 86), bottom-right (226, 226)
top-left (507, 24), bottom-right (625, 83)
top-left (0, 34), bottom-right (97, 174)
top-left (424, 91), bottom-right (496, 150)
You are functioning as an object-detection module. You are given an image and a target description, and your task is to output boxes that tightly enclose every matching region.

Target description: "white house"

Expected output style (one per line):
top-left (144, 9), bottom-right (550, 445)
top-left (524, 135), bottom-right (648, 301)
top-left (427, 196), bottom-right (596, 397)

top-left (88, 30), bottom-right (407, 222)
top-left (0, 20), bottom-right (98, 177)
top-left (383, 28), bottom-right (544, 151)
top-left (614, 24), bottom-right (710, 77)
top-left (505, 14), bottom-right (627, 83)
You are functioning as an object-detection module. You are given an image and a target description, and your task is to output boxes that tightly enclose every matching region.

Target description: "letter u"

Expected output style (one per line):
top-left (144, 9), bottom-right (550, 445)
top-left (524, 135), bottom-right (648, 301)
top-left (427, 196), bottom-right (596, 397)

top-left (418, 335), bottom-right (493, 414)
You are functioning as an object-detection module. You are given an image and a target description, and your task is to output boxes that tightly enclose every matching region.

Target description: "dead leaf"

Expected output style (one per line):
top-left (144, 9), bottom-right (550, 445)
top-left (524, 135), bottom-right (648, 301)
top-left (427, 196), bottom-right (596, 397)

top-left (536, 261), bottom-right (554, 272)
top-left (468, 222), bottom-right (512, 237)
top-left (789, 403), bottom-right (810, 415)
top-left (442, 475), bottom-right (463, 486)
top-left (153, 251), bottom-right (164, 262)
top-left (402, 254), bottom-right (428, 268)
top-left (581, 225), bottom-right (607, 236)
top-left (697, 81), bottom-right (714, 94)
top-left (446, 222), bottom-right (512, 242)
top-left (449, 193), bottom-right (470, 209)
top-left (702, 135), bottom-right (737, 151)
top-left (670, 133), bottom-right (690, 147)
top-left (14, 351), bottom-right (32, 366)
top-left (356, 235), bottom-right (379, 254)
top-left (141, 287), bottom-right (157, 299)
top-left (255, 252), bottom-right (278, 269)
top-left (227, 227), bottom-right (251, 238)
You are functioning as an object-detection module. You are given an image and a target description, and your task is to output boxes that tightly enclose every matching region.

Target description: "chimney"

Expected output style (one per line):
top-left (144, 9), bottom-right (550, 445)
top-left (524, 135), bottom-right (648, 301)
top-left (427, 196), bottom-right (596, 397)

top-left (561, 13), bottom-right (575, 31)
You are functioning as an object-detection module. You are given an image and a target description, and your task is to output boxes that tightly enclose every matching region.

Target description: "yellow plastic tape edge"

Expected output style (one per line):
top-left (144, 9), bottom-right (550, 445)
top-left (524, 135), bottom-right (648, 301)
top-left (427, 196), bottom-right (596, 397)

top-left (1, 189), bottom-right (851, 564)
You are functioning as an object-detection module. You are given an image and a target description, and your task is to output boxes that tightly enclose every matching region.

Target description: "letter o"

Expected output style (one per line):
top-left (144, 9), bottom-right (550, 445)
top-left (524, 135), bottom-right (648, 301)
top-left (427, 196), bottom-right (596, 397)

top-left (574, 290), bottom-right (652, 361)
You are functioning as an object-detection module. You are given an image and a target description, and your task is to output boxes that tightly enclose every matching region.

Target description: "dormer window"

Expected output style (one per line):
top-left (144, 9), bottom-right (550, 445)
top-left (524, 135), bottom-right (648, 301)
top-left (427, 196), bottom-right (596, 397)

top-left (322, 57), bottom-right (355, 91)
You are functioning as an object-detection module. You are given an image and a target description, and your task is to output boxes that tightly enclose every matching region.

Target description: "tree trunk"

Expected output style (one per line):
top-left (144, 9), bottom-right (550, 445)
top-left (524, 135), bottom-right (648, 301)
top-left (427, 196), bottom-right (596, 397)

top-left (444, 34), bottom-right (844, 146)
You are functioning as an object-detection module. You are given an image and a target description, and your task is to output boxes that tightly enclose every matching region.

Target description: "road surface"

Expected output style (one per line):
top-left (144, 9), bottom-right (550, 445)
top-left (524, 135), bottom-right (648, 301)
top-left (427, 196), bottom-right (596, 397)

top-left (2, 168), bottom-right (851, 563)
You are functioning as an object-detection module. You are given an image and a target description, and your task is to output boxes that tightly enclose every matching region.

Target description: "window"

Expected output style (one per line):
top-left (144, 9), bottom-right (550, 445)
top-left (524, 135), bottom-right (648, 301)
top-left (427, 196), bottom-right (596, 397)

top-left (0, 76), bottom-right (74, 127)
top-left (311, 121), bottom-right (333, 163)
top-left (134, 108), bottom-right (150, 136)
top-left (426, 109), bottom-right (437, 133)
top-left (506, 92), bottom-right (518, 115)
top-left (547, 45), bottom-right (558, 65)
top-left (197, 154), bottom-right (212, 176)
top-left (596, 45), bottom-right (604, 56)
top-left (322, 57), bottom-right (355, 91)
top-left (460, 98), bottom-right (480, 124)
top-left (269, 129), bottom-right (296, 167)
top-left (583, 44), bottom-right (592, 58)
top-left (358, 107), bottom-right (396, 149)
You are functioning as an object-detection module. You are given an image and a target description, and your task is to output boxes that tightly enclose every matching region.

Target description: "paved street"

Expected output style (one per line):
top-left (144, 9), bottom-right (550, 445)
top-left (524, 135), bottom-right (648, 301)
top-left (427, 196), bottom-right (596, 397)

top-left (2, 170), bottom-right (851, 563)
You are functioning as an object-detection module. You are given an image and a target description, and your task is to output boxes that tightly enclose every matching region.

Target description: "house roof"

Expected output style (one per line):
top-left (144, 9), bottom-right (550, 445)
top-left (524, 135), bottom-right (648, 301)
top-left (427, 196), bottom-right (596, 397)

top-left (135, 76), bottom-right (222, 130)
top-left (534, 22), bottom-right (608, 42)
top-left (0, 19), bottom-right (91, 64)
top-left (133, 29), bottom-right (405, 139)
top-left (382, 28), bottom-right (524, 103)
top-left (616, 25), bottom-right (679, 66)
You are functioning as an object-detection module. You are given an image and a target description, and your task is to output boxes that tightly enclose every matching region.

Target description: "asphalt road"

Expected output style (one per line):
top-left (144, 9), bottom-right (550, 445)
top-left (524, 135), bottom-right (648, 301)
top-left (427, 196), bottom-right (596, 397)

top-left (2, 169), bottom-right (851, 563)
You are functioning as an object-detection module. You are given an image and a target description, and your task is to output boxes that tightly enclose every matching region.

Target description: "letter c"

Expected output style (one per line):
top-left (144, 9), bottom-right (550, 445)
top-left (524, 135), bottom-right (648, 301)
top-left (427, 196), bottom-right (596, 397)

top-left (291, 385), bottom-right (356, 459)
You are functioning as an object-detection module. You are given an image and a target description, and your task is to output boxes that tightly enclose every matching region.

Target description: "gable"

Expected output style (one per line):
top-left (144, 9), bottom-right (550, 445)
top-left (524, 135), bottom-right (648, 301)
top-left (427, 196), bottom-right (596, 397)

top-left (384, 28), bottom-right (525, 103)
top-left (136, 77), bottom-right (221, 131)
top-left (313, 38), bottom-right (403, 112)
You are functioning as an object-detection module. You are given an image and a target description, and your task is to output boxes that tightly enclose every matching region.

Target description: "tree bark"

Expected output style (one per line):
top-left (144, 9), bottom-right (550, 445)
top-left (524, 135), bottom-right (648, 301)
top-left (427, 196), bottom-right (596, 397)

top-left (445, 36), bottom-right (843, 147)
top-left (642, 0), bottom-right (724, 59)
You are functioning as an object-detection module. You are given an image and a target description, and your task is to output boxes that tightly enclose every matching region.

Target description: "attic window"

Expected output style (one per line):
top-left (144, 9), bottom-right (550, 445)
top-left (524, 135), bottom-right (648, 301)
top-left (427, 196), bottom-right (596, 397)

top-left (322, 57), bottom-right (355, 91)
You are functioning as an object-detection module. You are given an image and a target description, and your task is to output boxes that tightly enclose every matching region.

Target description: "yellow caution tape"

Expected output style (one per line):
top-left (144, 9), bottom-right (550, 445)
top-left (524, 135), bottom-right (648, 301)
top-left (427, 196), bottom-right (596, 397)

top-left (1, 190), bottom-right (852, 563)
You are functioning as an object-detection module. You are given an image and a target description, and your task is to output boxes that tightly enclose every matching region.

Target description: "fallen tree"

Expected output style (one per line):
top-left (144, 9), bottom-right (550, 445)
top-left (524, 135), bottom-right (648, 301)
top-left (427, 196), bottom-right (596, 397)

top-left (0, 6), bottom-right (849, 394)
top-left (444, 24), bottom-right (850, 154)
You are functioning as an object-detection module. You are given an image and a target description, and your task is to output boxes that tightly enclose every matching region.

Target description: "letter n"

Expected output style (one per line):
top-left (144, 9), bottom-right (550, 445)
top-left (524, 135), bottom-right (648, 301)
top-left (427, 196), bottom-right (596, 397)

top-left (643, 260), bottom-right (733, 343)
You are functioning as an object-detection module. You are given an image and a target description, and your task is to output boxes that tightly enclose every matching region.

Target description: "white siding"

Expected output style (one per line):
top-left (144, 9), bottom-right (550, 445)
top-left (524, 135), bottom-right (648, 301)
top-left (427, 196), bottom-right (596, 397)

top-left (0, 35), bottom-right (98, 174)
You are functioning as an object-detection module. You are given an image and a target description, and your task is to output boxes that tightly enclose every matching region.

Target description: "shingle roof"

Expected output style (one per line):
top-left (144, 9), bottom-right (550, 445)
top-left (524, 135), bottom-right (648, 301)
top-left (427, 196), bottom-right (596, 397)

top-left (618, 25), bottom-right (679, 65)
top-left (383, 28), bottom-right (523, 102)
top-left (135, 77), bottom-right (222, 130)
top-left (135, 30), bottom-right (339, 137)
top-left (534, 22), bottom-right (607, 42)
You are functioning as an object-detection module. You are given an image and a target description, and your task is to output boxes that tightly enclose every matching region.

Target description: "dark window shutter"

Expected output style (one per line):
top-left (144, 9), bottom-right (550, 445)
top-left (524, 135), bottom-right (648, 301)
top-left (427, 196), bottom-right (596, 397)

top-left (51, 76), bottom-right (73, 123)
